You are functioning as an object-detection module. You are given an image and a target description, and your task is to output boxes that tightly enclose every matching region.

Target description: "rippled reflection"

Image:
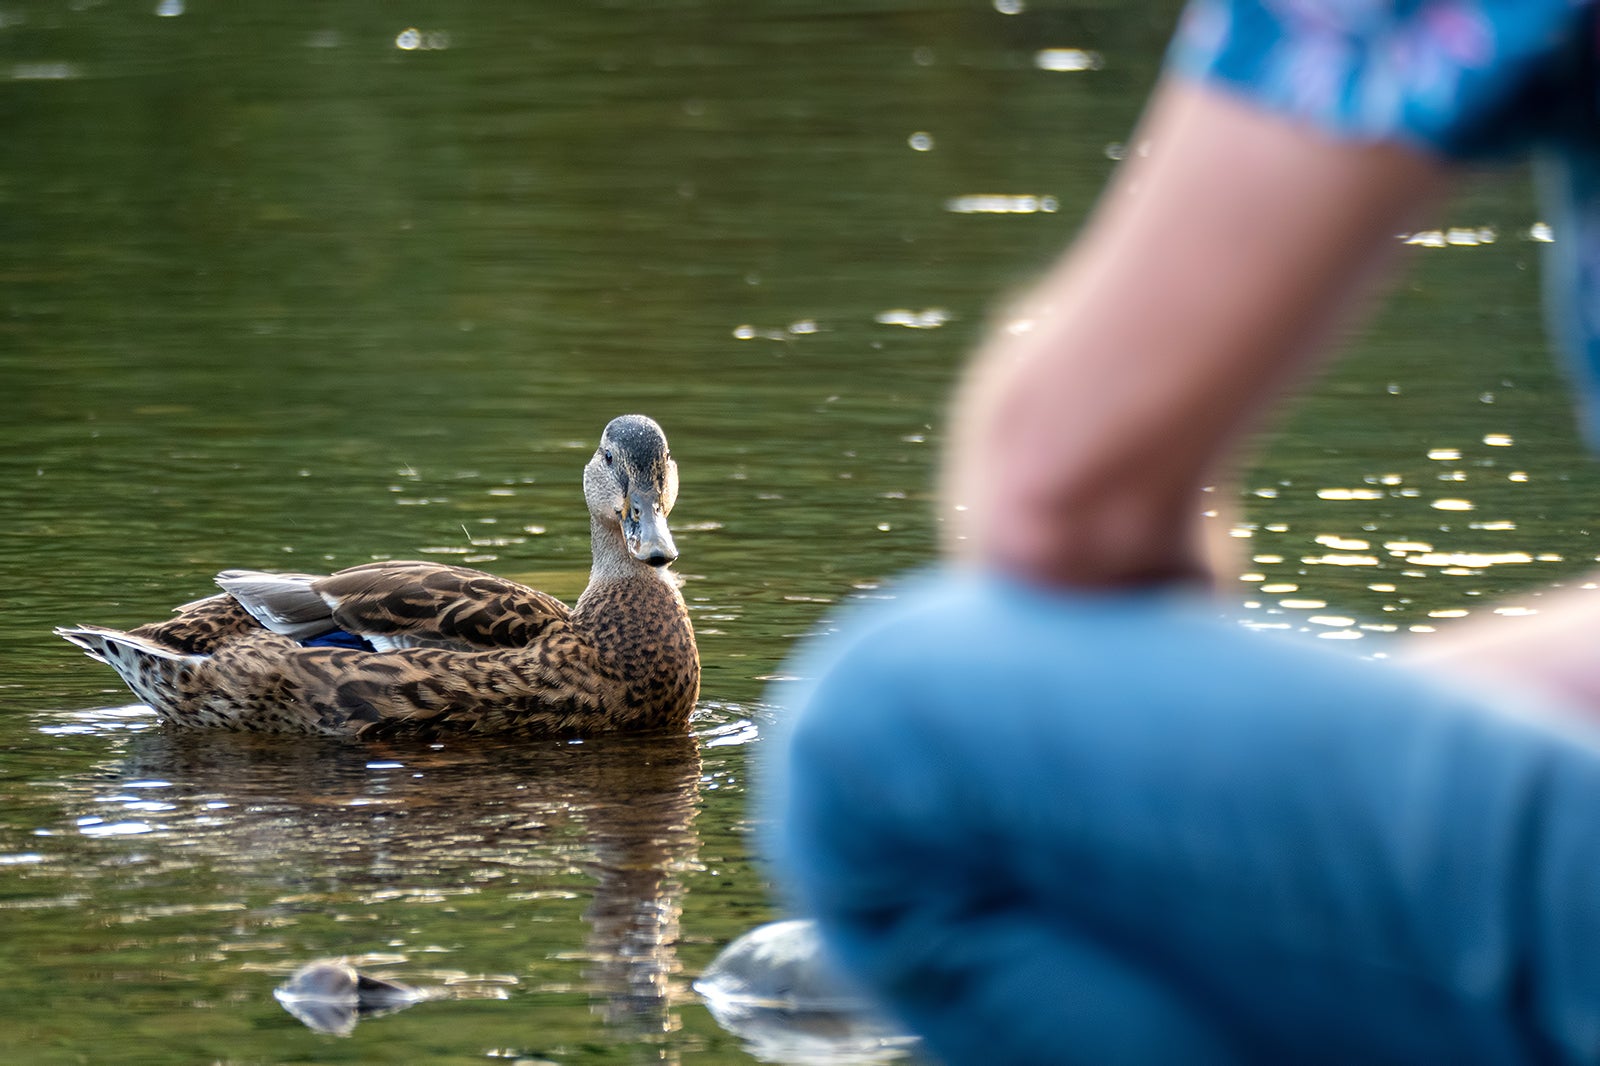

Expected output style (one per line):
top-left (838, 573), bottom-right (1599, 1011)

top-left (16, 723), bottom-right (706, 1052)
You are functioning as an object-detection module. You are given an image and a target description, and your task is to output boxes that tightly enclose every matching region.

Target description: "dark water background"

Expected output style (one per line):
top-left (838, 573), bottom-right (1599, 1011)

top-left (3, 1), bottom-right (1596, 1063)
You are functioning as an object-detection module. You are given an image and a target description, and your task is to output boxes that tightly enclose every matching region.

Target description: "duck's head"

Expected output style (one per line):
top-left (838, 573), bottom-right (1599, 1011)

top-left (583, 414), bottom-right (680, 568)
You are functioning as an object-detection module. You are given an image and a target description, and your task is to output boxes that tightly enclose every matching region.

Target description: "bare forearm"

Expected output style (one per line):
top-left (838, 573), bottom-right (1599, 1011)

top-left (1401, 579), bottom-right (1600, 716)
top-left (942, 79), bottom-right (1446, 588)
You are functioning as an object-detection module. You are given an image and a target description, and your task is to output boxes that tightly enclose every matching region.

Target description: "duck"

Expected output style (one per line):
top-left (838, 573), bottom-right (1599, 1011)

top-left (56, 414), bottom-right (700, 736)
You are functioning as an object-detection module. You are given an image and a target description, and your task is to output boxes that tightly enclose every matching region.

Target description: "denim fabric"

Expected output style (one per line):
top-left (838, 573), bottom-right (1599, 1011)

top-left (765, 571), bottom-right (1600, 1064)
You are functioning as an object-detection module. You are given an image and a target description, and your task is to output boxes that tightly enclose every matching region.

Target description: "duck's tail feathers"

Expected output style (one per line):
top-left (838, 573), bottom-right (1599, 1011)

top-left (57, 625), bottom-right (195, 666)
top-left (56, 625), bottom-right (204, 715)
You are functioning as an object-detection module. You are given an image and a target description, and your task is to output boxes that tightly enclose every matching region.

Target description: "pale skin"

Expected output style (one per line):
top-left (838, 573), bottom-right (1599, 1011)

top-left (943, 76), bottom-right (1600, 714)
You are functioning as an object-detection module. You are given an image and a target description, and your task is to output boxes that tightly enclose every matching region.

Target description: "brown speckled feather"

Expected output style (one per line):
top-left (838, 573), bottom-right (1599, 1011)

top-left (56, 415), bottom-right (701, 737)
top-left (313, 561), bottom-right (572, 650)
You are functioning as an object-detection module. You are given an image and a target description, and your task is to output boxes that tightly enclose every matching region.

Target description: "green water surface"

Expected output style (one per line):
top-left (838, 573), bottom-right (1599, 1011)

top-left (2, 1), bottom-right (1596, 1063)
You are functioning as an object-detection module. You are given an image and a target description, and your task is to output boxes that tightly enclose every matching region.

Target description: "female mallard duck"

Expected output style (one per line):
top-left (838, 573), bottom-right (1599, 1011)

top-left (56, 414), bottom-right (699, 736)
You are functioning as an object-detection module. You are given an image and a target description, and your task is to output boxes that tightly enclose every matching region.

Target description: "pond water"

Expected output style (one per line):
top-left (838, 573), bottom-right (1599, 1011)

top-left (4, 1), bottom-right (1599, 1063)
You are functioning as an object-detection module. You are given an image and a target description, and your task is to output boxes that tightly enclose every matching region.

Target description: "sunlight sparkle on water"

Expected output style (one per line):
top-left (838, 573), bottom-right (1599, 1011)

top-left (1431, 498), bottom-right (1474, 511)
top-left (1402, 226), bottom-right (1495, 247)
top-left (78, 820), bottom-right (154, 837)
top-left (12, 63), bottom-right (80, 80)
top-left (1316, 488), bottom-right (1383, 500)
top-left (875, 308), bottom-right (950, 329)
top-left (1304, 553), bottom-right (1380, 566)
top-left (396, 27), bottom-right (451, 51)
top-left (1034, 49), bottom-right (1103, 72)
top-left (1410, 551), bottom-right (1533, 567)
top-left (946, 194), bottom-right (1059, 214)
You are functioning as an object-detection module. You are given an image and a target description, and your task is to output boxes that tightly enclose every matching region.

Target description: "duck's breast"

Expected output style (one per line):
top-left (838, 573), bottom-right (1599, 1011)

top-left (575, 576), bottom-right (699, 722)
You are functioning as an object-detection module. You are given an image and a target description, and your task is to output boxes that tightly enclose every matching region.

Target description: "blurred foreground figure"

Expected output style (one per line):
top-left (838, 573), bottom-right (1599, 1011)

top-left (768, 2), bottom-right (1600, 1062)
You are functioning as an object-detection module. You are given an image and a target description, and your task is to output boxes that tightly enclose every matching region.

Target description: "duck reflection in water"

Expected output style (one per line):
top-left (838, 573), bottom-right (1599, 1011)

top-left (273, 959), bottom-right (431, 1036)
top-left (87, 727), bottom-right (704, 1041)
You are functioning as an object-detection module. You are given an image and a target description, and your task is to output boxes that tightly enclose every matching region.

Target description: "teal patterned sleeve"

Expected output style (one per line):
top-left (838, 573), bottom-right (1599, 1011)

top-left (1170, 0), bottom-right (1600, 448)
top-left (1167, 0), bottom-right (1593, 160)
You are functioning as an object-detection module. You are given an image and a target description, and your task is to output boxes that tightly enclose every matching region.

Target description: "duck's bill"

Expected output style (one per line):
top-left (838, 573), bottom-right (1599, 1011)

top-left (625, 493), bottom-right (678, 566)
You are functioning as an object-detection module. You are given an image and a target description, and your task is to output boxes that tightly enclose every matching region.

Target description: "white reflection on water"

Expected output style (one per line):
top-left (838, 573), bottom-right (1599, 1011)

top-left (12, 62), bottom-right (80, 80)
top-left (875, 308), bottom-right (950, 329)
top-left (38, 704), bottom-right (158, 736)
top-left (395, 27), bottom-right (450, 51)
top-left (1409, 551), bottom-right (1533, 567)
top-left (945, 194), bottom-right (1059, 214)
top-left (1034, 48), bottom-right (1103, 72)
top-left (1303, 553), bottom-right (1380, 567)
top-left (1401, 226), bottom-right (1496, 247)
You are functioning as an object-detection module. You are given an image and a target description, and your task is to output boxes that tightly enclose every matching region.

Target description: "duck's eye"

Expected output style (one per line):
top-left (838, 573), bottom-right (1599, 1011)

top-left (603, 449), bottom-right (614, 467)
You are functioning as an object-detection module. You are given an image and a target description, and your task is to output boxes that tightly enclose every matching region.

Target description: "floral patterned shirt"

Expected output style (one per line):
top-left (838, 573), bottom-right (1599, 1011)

top-left (1171, 0), bottom-right (1600, 445)
top-left (1168, 0), bottom-right (1593, 158)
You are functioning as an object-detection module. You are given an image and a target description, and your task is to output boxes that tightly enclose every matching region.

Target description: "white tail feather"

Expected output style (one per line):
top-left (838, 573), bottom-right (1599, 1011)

top-left (215, 570), bottom-right (334, 640)
top-left (56, 625), bottom-right (196, 664)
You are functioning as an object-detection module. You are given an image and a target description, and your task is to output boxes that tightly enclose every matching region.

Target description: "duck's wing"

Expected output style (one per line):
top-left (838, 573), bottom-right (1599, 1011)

top-left (218, 561), bottom-right (571, 652)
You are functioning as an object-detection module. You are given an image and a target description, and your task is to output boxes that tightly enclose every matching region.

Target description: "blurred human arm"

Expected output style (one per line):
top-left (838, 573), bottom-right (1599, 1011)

top-left (941, 77), bottom-right (1446, 589)
top-left (1399, 581), bottom-right (1600, 716)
